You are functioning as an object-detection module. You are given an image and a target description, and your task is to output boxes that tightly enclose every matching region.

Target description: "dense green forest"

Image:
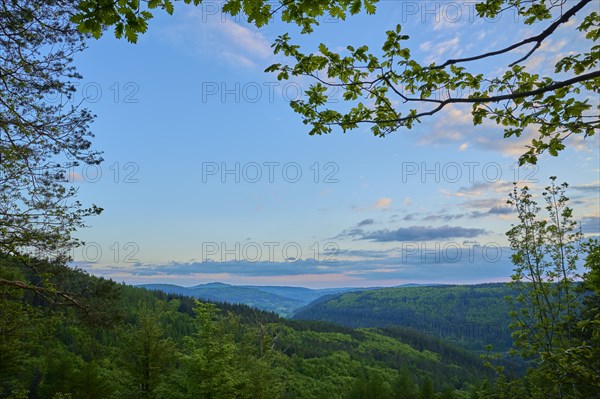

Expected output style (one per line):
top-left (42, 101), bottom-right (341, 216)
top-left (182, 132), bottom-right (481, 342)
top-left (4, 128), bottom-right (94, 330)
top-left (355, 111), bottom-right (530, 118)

top-left (293, 284), bottom-right (516, 351)
top-left (2, 179), bottom-right (599, 398)
top-left (3, 248), bottom-right (599, 398)
top-left (1, 254), bottom-right (500, 399)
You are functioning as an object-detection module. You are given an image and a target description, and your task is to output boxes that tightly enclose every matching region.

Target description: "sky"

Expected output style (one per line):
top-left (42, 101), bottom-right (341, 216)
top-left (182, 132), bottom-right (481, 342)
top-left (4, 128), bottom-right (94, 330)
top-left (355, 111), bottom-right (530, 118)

top-left (68, 1), bottom-right (599, 288)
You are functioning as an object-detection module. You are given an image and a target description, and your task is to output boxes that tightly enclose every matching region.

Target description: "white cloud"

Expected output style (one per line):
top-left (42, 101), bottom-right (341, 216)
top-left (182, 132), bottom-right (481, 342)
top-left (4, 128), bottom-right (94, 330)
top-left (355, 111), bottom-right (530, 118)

top-left (538, 38), bottom-right (567, 54)
top-left (352, 197), bottom-right (394, 212)
top-left (472, 126), bottom-right (537, 157)
top-left (216, 18), bottom-right (272, 59)
top-left (433, 18), bottom-right (462, 32)
top-left (416, 105), bottom-right (474, 147)
top-left (417, 129), bottom-right (464, 146)
top-left (221, 52), bottom-right (256, 68)
top-left (569, 134), bottom-right (599, 153)
top-left (523, 55), bottom-right (544, 71)
top-left (68, 171), bottom-right (84, 182)
top-left (420, 41), bottom-right (432, 52)
top-left (161, 7), bottom-right (272, 68)
top-left (424, 36), bottom-right (462, 64)
top-left (453, 181), bottom-right (516, 198)
top-left (375, 197), bottom-right (393, 209)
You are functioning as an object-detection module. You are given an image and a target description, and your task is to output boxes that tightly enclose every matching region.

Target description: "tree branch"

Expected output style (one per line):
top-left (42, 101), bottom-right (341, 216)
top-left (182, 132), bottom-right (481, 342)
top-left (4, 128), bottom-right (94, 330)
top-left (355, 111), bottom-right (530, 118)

top-left (370, 70), bottom-right (600, 125)
top-left (434, 0), bottom-right (592, 69)
top-left (0, 277), bottom-right (87, 310)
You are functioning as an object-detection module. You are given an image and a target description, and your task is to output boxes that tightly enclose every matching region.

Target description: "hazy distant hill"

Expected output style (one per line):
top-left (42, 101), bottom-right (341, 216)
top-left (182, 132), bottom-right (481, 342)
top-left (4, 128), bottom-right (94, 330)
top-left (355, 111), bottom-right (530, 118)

top-left (293, 283), bottom-right (515, 351)
top-left (138, 282), bottom-right (358, 316)
top-left (242, 285), bottom-right (357, 303)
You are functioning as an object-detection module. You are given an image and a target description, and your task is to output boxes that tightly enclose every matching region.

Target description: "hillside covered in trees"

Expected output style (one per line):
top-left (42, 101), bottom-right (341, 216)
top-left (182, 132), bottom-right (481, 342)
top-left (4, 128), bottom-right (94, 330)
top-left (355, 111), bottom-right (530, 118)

top-left (1, 255), bottom-right (498, 399)
top-left (3, 250), bottom-right (599, 398)
top-left (138, 283), bottom-right (358, 317)
top-left (293, 284), bottom-right (516, 351)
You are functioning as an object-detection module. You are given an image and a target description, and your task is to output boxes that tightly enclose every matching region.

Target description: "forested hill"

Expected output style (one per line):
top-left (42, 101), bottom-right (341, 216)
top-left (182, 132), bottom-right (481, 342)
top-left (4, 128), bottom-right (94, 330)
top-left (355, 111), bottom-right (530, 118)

top-left (137, 283), bottom-right (357, 316)
top-left (293, 284), bottom-right (516, 351)
top-left (138, 283), bottom-right (306, 316)
top-left (1, 255), bottom-right (496, 398)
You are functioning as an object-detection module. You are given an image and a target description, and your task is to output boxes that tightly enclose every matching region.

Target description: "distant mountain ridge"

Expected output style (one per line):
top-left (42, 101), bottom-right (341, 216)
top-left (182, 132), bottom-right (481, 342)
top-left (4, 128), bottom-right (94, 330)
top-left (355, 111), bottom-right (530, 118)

top-left (137, 282), bottom-right (361, 316)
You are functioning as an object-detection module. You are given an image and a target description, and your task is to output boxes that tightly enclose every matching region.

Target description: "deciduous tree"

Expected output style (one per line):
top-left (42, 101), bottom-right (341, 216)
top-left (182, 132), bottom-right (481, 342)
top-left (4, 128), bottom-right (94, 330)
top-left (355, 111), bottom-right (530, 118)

top-left (73, 0), bottom-right (599, 164)
top-left (506, 177), bottom-right (599, 397)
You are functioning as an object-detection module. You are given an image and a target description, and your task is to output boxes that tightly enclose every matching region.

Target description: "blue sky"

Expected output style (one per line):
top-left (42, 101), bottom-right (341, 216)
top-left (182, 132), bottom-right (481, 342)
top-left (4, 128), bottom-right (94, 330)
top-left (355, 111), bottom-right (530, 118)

top-left (68, 1), bottom-right (599, 288)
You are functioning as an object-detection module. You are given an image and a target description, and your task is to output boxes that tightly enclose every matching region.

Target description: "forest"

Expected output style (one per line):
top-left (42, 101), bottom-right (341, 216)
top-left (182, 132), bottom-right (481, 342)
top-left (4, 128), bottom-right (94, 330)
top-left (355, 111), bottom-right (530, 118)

top-left (1, 242), bottom-right (599, 398)
top-left (1, 0), bottom-right (599, 398)
top-left (1, 254), bottom-right (497, 398)
top-left (292, 284), bottom-right (517, 351)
